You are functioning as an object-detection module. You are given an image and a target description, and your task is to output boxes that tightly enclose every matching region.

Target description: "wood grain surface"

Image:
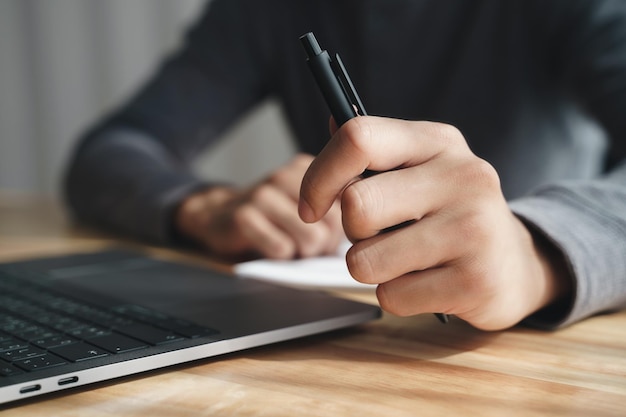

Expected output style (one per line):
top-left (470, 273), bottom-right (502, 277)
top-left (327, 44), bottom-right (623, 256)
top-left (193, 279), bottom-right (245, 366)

top-left (1, 193), bottom-right (625, 416)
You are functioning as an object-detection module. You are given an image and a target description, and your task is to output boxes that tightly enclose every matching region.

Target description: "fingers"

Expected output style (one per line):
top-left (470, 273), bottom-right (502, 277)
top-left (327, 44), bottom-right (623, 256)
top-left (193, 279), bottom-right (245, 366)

top-left (222, 153), bottom-right (344, 259)
top-left (320, 197), bottom-right (345, 255)
top-left (349, 222), bottom-right (491, 323)
top-left (345, 211), bottom-right (471, 285)
top-left (296, 115), bottom-right (556, 330)
top-left (180, 154), bottom-right (345, 260)
top-left (299, 117), bottom-right (467, 223)
top-left (238, 182), bottom-right (336, 259)
top-left (375, 268), bottom-right (459, 318)
top-left (374, 264), bottom-right (521, 332)
top-left (347, 231), bottom-right (481, 319)
top-left (234, 203), bottom-right (296, 259)
top-left (340, 165), bottom-right (440, 241)
top-left (341, 157), bottom-right (500, 241)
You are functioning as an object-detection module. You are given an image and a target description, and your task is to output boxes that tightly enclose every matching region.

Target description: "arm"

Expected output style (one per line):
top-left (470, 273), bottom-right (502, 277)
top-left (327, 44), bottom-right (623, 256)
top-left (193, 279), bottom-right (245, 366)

top-left (64, 0), bottom-right (271, 243)
top-left (65, 0), bottom-right (344, 259)
top-left (298, 1), bottom-right (626, 330)
top-left (511, 0), bottom-right (626, 328)
top-left (510, 164), bottom-right (626, 328)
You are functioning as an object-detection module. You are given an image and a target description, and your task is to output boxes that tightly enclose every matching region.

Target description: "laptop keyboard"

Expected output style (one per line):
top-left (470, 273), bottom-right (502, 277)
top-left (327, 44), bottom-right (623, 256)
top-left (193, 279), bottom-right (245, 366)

top-left (0, 271), bottom-right (219, 378)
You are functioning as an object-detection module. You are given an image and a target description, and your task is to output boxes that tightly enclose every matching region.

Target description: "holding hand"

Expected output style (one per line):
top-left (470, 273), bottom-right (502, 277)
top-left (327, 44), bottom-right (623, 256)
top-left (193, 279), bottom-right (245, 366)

top-left (299, 116), bottom-right (570, 330)
top-left (176, 153), bottom-right (344, 260)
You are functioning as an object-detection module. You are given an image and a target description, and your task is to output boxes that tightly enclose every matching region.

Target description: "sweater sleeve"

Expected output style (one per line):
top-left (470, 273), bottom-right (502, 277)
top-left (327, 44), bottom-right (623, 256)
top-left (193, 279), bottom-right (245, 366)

top-left (511, 0), bottom-right (626, 328)
top-left (64, 0), bottom-right (273, 243)
top-left (510, 164), bottom-right (626, 328)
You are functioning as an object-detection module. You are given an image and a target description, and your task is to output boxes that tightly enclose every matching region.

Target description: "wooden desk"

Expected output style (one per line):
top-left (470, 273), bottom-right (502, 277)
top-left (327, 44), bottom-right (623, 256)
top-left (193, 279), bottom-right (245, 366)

top-left (1, 193), bottom-right (625, 416)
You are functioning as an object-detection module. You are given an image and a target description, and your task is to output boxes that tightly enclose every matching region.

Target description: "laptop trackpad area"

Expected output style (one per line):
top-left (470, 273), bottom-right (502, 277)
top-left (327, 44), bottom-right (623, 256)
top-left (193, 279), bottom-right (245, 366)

top-left (18, 250), bottom-right (371, 337)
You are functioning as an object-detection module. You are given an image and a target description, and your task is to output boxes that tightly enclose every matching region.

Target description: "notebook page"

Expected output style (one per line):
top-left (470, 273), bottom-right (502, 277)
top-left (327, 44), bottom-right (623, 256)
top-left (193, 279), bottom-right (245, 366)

top-left (233, 240), bottom-right (375, 290)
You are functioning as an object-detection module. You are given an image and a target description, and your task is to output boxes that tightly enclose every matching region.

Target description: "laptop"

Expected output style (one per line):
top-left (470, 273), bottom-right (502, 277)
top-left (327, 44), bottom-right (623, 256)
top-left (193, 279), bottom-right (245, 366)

top-left (0, 248), bottom-right (381, 405)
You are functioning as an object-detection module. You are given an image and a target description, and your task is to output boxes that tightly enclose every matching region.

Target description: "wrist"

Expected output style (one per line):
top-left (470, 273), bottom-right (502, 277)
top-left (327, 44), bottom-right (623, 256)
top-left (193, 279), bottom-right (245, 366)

top-left (523, 220), bottom-right (574, 319)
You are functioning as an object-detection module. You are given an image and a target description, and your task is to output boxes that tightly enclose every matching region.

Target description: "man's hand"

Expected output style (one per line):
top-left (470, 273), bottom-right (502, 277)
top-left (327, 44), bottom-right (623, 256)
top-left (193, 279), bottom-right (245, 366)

top-left (176, 153), bottom-right (343, 260)
top-left (299, 116), bottom-right (570, 330)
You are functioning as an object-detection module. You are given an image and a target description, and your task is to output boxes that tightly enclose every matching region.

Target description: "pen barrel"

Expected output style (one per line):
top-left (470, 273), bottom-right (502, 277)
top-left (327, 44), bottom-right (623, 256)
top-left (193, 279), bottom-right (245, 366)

top-left (306, 52), bottom-right (356, 126)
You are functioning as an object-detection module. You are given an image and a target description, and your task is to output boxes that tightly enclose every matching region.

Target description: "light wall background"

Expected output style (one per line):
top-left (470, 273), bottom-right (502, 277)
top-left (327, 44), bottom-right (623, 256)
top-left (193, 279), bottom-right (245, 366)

top-left (0, 0), bottom-right (295, 197)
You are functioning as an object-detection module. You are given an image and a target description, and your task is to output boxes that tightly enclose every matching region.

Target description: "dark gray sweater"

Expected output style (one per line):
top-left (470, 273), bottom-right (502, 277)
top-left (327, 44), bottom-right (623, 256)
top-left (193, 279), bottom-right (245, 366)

top-left (65, 0), bottom-right (626, 328)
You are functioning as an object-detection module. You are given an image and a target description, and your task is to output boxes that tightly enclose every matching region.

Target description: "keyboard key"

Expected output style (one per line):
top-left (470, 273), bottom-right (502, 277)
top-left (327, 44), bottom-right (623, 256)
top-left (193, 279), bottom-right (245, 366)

top-left (68, 326), bottom-right (110, 339)
top-left (114, 305), bottom-right (168, 322)
top-left (1, 346), bottom-right (46, 362)
top-left (50, 317), bottom-right (89, 333)
top-left (76, 308), bottom-right (133, 328)
top-left (32, 335), bottom-right (78, 349)
top-left (116, 323), bottom-right (184, 345)
top-left (14, 354), bottom-right (67, 372)
top-left (14, 327), bottom-right (58, 342)
top-left (0, 316), bottom-right (39, 334)
top-left (165, 321), bottom-right (219, 339)
top-left (0, 363), bottom-right (24, 376)
top-left (50, 342), bottom-right (109, 362)
top-left (88, 333), bottom-right (149, 354)
top-left (113, 305), bottom-right (218, 338)
top-left (0, 337), bottom-right (29, 353)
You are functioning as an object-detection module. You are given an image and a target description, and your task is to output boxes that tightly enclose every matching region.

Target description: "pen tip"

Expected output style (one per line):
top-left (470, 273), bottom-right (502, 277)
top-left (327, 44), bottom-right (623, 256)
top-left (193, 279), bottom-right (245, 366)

top-left (435, 313), bottom-right (449, 324)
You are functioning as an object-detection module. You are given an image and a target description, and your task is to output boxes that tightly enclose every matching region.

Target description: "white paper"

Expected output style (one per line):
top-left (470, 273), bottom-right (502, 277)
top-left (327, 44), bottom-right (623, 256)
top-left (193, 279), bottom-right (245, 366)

top-left (233, 240), bottom-right (375, 290)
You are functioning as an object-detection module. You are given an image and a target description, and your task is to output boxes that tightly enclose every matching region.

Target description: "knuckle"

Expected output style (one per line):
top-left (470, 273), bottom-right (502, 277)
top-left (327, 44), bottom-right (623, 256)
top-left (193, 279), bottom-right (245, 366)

top-left (231, 204), bottom-right (255, 229)
top-left (271, 240), bottom-right (297, 260)
top-left (464, 158), bottom-right (500, 191)
top-left (453, 259), bottom-right (499, 301)
top-left (249, 183), bottom-right (274, 204)
top-left (341, 184), bottom-right (367, 225)
top-left (342, 117), bottom-right (374, 157)
top-left (428, 122), bottom-right (465, 147)
top-left (267, 169), bottom-right (288, 186)
top-left (298, 225), bottom-right (329, 257)
top-left (341, 182), bottom-right (380, 230)
top-left (449, 158), bottom-right (501, 203)
top-left (231, 200), bottom-right (298, 259)
top-left (455, 210), bottom-right (493, 247)
top-left (346, 246), bottom-right (377, 284)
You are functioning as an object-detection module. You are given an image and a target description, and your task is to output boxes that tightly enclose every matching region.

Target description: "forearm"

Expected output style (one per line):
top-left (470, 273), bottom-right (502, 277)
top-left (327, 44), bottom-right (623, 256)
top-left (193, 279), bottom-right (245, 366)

top-left (64, 128), bottom-right (208, 243)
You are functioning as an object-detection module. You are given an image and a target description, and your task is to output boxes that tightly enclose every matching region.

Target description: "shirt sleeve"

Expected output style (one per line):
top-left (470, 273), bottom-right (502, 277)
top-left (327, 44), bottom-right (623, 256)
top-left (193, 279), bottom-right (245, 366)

top-left (64, 0), bottom-right (274, 243)
top-left (511, 0), bottom-right (626, 328)
top-left (510, 164), bottom-right (626, 328)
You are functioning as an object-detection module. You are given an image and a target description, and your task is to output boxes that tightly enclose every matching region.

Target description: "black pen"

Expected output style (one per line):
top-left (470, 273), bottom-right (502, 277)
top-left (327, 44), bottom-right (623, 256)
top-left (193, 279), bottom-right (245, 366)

top-left (300, 32), bottom-right (449, 325)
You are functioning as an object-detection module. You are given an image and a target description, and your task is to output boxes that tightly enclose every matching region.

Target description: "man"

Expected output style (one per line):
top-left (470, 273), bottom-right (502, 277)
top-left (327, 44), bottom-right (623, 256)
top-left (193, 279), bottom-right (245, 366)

top-left (65, 0), bottom-right (626, 330)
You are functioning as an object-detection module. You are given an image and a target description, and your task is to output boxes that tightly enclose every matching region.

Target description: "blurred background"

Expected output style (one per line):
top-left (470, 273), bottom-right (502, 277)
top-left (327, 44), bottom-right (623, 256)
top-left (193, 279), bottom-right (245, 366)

top-left (0, 0), bottom-right (295, 198)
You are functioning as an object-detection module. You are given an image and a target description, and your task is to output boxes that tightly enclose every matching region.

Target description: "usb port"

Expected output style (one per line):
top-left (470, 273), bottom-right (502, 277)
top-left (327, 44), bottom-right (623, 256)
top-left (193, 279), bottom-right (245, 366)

top-left (58, 376), bottom-right (79, 386)
top-left (19, 384), bottom-right (41, 394)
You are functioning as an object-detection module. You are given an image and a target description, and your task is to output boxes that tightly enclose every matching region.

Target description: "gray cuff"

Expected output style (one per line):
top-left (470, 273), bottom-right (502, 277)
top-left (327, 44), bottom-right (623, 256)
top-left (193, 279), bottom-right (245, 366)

top-left (510, 187), bottom-right (626, 329)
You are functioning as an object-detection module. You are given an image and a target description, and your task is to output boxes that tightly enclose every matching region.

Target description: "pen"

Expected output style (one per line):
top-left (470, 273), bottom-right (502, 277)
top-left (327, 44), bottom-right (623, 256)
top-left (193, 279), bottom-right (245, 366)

top-left (300, 32), bottom-right (449, 325)
top-left (299, 32), bottom-right (366, 125)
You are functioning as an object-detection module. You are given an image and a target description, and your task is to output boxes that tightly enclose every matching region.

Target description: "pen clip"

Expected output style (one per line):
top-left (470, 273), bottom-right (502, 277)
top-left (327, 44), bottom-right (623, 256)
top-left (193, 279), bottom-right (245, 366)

top-left (331, 53), bottom-right (367, 117)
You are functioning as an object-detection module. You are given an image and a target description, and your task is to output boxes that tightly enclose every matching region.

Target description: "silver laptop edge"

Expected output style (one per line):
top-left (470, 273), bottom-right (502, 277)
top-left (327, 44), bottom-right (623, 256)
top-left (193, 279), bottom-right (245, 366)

top-left (1, 310), bottom-right (375, 404)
